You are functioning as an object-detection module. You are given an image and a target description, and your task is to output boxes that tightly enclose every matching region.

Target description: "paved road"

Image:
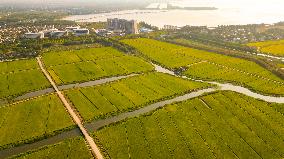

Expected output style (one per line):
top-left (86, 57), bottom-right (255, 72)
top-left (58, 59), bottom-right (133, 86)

top-left (36, 57), bottom-right (104, 159)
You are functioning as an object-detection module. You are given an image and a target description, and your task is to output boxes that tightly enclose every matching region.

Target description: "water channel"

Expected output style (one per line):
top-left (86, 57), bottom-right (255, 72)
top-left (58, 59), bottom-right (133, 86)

top-left (1, 64), bottom-right (284, 158)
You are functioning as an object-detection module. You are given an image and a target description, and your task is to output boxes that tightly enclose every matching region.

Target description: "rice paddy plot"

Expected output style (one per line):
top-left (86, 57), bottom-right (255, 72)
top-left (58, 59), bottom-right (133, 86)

top-left (122, 38), bottom-right (284, 95)
top-left (0, 95), bottom-right (75, 150)
top-left (184, 62), bottom-right (284, 95)
top-left (65, 72), bottom-right (211, 122)
top-left (0, 59), bottom-right (51, 99)
top-left (248, 40), bottom-right (284, 56)
top-left (94, 91), bottom-right (284, 159)
top-left (42, 47), bottom-right (154, 84)
top-left (9, 137), bottom-right (93, 159)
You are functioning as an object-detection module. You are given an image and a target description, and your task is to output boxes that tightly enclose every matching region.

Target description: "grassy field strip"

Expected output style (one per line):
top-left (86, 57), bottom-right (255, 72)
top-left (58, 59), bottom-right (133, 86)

top-left (8, 74), bottom-right (139, 109)
top-left (57, 74), bottom-right (138, 90)
top-left (37, 57), bottom-right (103, 159)
top-left (0, 59), bottom-right (39, 73)
top-left (0, 68), bottom-right (41, 75)
top-left (46, 56), bottom-right (122, 68)
top-left (94, 91), bottom-right (284, 158)
top-left (8, 137), bottom-right (93, 159)
top-left (65, 72), bottom-right (212, 122)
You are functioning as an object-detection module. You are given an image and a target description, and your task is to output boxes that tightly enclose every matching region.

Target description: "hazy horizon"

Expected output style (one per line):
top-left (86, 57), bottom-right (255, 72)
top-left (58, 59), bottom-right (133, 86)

top-left (1, 0), bottom-right (284, 11)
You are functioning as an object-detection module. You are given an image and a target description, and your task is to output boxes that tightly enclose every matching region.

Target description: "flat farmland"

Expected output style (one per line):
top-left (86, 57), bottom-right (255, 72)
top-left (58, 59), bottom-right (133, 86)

top-left (42, 47), bottom-right (154, 84)
top-left (94, 91), bottom-right (284, 159)
top-left (0, 59), bottom-right (51, 99)
top-left (0, 95), bottom-right (74, 150)
top-left (248, 40), bottom-right (284, 56)
top-left (185, 62), bottom-right (284, 95)
top-left (122, 38), bottom-right (284, 95)
top-left (65, 72), bottom-right (211, 122)
top-left (9, 137), bottom-right (92, 159)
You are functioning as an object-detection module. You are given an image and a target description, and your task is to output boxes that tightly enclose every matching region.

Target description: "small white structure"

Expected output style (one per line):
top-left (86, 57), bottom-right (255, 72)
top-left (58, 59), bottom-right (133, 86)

top-left (24, 32), bottom-right (44, 39)
top-left (73, 29), bottom-right (89, 36)
top-left (66, 26), bottom-right (80, 32)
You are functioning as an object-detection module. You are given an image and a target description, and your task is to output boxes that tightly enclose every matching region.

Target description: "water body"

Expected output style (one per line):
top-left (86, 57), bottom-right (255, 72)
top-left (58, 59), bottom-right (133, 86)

top-left (64, 0), bottom-right (284, 27)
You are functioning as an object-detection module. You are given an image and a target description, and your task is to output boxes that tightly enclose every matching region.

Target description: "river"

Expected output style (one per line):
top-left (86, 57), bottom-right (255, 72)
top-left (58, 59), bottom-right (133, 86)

top-left (63, 0), bottom-right (284, 27)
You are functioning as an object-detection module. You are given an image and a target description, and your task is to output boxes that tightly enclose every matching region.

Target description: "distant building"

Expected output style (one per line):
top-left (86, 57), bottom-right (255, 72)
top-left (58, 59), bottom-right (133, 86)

top-left (163, 25), bottom-right (180, 30)
top-left (107, 18), bottom-right (139, 34)
top-left (23, 32), bottom-right (44, 39)
top-left (73, 29), bottom-right (90, 36)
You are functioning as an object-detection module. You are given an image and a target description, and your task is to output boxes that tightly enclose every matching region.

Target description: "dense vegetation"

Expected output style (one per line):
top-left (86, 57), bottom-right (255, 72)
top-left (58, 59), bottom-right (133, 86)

top-left (10, 137), bottom-right (92, 159)
top-left (0, 59), bottom-right (51, 99)
top-left (0, 11), bottom-right (73, 26)
top-left (0, 95), bottom-right (74, 150)
top-left (122, 38), bottom-right (284, 95)
top-left (65, 72), bottom-right (211, 122)
top-left (248, 40), bottom-right (284, 56)
top-left (94, 91), bottom-right (284, 159)
top-left (42, 47), bottom-right (154, 84)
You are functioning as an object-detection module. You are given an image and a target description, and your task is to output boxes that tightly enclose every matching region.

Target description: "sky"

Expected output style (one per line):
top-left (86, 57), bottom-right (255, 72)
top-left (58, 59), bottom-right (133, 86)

top-left (1, 0), bottom-right (284, 10)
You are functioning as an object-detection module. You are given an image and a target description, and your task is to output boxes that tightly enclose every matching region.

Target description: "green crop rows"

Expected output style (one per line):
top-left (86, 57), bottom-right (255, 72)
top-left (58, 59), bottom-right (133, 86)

top-left (94, 91), bottom-right (284, 159)
top-left (65, 72), bottom-right (211, 122)
top-left (10, 137), bottom-right (93, 159)
top-left (42, 47), bottom-right (154, 84)
top-left (185, 62), bottom-right (284, 95)
top-left (122, 38), bottom-right (284, 95)
top-left (0, 59), bottom-right (51, 99)
top-left (0, 95), bottom-right (74, 150)
top-left (248, 40), bottom-right (284, 56)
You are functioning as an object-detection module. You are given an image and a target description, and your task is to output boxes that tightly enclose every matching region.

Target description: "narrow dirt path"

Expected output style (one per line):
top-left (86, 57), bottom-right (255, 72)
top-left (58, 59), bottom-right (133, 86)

top-left (36, 57), bottom-right (104, 159)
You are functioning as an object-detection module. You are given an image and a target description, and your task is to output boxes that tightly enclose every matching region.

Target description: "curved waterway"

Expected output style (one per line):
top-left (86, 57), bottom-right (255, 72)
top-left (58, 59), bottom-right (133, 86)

top-left (153, 64), bottom-right (284, 103)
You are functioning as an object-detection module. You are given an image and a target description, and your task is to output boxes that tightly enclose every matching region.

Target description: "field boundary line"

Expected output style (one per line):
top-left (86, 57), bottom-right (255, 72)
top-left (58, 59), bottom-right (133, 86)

top-left (36, 57), bottom-right (104, 159)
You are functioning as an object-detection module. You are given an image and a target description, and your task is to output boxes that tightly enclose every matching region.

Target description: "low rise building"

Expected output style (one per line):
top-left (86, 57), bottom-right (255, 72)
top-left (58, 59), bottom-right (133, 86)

top-left (73, 29), bottom-right (90, 36)
top-left (23, 32), bottom-right (44, 39)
